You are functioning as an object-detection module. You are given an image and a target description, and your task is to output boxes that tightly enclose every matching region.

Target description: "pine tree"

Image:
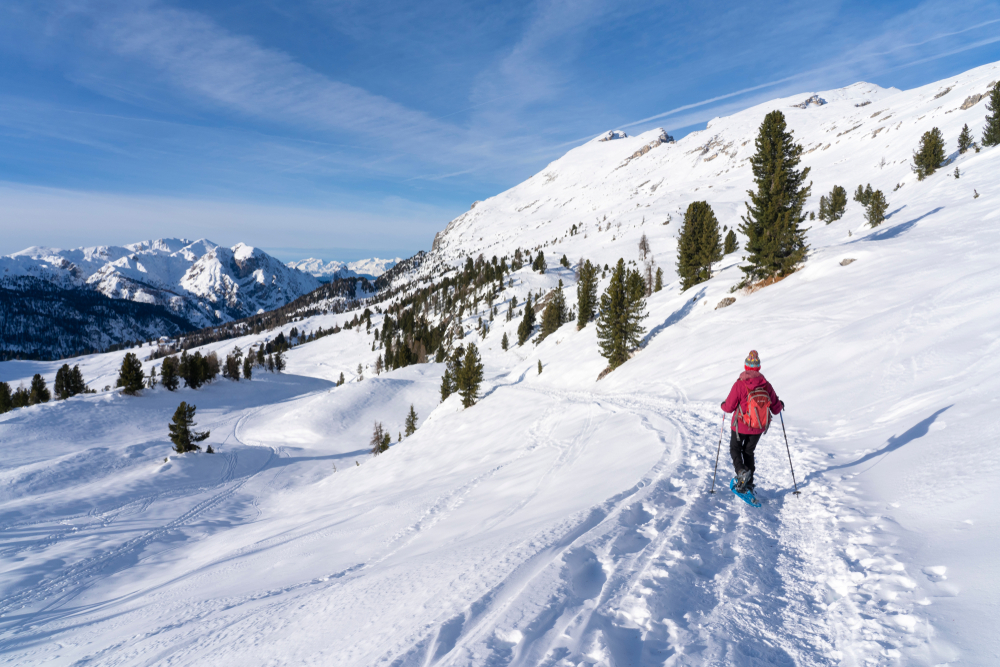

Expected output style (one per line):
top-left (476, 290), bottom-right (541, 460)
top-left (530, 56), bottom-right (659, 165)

top-left (404, 404), bottom-right (418, 437)
top-left (69, 365), bottom-right (87, 396)
top-left (654, 267), bottom-right (663, 292)
top-left (456, 343), bottom-right (484, 408)
top-left (982, 82), bottom-right (1000, 147)
top-left (853, 184), bottom-right (873, 207)
top-left (537, 360), bottom-right (543, 375)
top-left (818, 185), bottom-right (847, 223)
top-left (0, 381), bottom-right (12, 414)
top-left (724, 229), bottom-right (738, 255)
top-left (912, 127), bottom-right (946, 180)
top-left (338, 372), bottom-right (345, 386)
top-left (161, 357), bottom-right (180, 391)
top-left (539, 280), bottom-right (568, 340)
top-left (740, 110), bottom-right (811, 283)
top-left (369, 421), bottom-right (390, 456)
top-left (242, 355), bottom-right (253, 380)
top-left (865, 190), bottom-right (889, 227)
top-left (676, 201), bottom-right (723, 290)
top-left (533, 251), bottom-right (547, 273)
top-left (958, 124), bottom-right (974, 153)
top-left (596, 259), bottom-right (648, 370)
top-left (274, 349), bottom-right (286, 373)
top-left (12, 386), bottom-right (29, 409)
top-left (517, 293), bottom-right (536, 345)
top-left (169, 402), bottom-right (209, 453)
top-left (501, 331), bottom-right (509, 351)
top-left (576, 259), bottom-right (598, 329)
top-left (28, 374), bottom-right (50, 405)
top-left (54, 364), bottom-right (71, 400)
top-left (116, 352), bottom-right (145, 395)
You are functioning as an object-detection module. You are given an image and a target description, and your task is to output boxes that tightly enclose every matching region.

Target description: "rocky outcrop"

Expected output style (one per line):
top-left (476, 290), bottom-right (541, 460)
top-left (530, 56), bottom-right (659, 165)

top-left (793, 95), bottom-right (827, 109)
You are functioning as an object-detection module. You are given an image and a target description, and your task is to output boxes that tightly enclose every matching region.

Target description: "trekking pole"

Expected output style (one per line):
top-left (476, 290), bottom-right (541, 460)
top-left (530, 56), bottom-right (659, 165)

top-left (709, 413), bottom-right (725, 494)
top-left (779, 411), bottom-right (800, 496)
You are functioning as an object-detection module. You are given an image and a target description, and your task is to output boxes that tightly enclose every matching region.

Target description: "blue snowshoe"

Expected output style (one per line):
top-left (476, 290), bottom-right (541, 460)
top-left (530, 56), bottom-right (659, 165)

top-left (730, 476), bottom-right (761, 508)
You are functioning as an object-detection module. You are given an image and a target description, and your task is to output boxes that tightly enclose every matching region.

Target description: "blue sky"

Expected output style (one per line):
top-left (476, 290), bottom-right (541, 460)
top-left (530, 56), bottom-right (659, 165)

top-left (1, 0), bottom-right (998, 261)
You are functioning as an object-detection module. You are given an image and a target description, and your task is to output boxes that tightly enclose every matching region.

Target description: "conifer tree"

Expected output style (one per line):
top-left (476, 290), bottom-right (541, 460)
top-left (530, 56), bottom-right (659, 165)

top-left (818, 185), bottom-right (847, 223)
top-left (242, 355), bottom-right (253, 380)
top-left (982, 82), bottom-right (1000, 147)
top-left (501, 331), bottom-right (509, 351)
top-left (724, 229), bottom-right (738, 255)
top-left (169, 401), bottom-right (209, 453)
top-left (29, 374), bottom-right (51, 405)
top-left (161, 357), bottom-right (180, 391)
top-left (958, 124), bottom-right (974, 153)
top-left (533, 251), bottom-right (547, 274)
top-left (338, 372), bottom-right (345, 386)
top-left (677, 201), bottom-right (723, 290)
top-left (370, 421), bottom-right (390, 455)
top-left (576, 259), bottom-right (598, 329)
top-left (596, 259), bottom-right (648, 370)
top-left (54, 364), bottom-right (71, 400)
top-left (654, 267), bottom-right (663, 292)
top-left (69, 365), bottom-right (87, 395)
top-left (537, 360), bottom-right (543, 375)
top-left (517, 293), bottom-right (536, 345)
top-left (12, 386), bottom-right (29, 409)
top-left (0, 381), bottom-right (12, 414)
top-left (116, 352), bottom-right (145, 395)
top-left (740, 110), bottom-right (811, 283)
top-left (865, 190), bottom-right (889, 227)
top-left (274, 349), bottom-right (286, 373)
top-left (539, 280), bottom-right (568, 340)
top-left (912, 127), bottom-right (946, 180)
top-left (456, 343), bottom-right (484, 408)
top-left (853, 184), bottom-right (873, 207)
top-left (404, 404), bottom-right (418, 437)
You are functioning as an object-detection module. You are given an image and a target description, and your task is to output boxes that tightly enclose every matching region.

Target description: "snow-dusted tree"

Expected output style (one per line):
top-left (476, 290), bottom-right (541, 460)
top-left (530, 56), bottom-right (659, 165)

top-left (982, 82), bottom-right (1000, 147)
top-left (958, 124), bottom-right (974, 153)
top-left (517, 293), bottom-right (536, 346)
top-left (912, 127), bottom-right (946, 180)
top-left (740, 110), bottom-right (811, 283)
top-left (456, 343), bottom-right (484, 408)
top-left (404, 404), bottom-right (418, 437)
top-left (116, 352), bottom-right (145, 395)
top-left (677, 201), bottom-right (723, 291)
top-left (169, 401), bottom-right (209, 453)
top-left (818, 185), bottom-right (847, 223)
top-left (865, 190), bottom-right (889, 227)
top-left (576, 259), bottom-right (599, 329)
top-left (596, 259), bottom-right (647, 370)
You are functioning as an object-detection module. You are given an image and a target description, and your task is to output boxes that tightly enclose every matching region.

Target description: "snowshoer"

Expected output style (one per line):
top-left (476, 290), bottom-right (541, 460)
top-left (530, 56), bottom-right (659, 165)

top-left (721, 350), bottom-right (783, 493)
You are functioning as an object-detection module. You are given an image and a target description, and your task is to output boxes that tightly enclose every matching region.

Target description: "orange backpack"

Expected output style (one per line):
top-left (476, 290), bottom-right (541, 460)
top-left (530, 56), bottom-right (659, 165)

top-left (739, 382), bottom-right (772, 432)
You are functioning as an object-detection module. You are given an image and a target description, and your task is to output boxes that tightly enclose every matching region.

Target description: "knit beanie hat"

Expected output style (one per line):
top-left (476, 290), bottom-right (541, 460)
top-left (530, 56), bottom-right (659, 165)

top-left (745, 350), bottom-right (761, 370)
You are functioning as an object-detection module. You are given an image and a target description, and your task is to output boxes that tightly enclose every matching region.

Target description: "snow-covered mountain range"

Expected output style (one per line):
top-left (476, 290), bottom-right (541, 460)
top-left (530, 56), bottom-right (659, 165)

top-left (1, 60), bottom-right (999, 665)
top-left (287, 256), bottom-right (402, 281)
top-left (1, 239), bottom-right (321, 356)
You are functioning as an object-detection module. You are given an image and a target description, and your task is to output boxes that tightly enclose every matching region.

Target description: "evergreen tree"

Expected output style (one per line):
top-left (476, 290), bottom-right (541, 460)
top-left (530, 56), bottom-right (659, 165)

top-left (983, 82), bottom-right (1000, 147)
top-left (404, 404), bottom-right (418, 437)
top-left (338, 372), bottom-right (345, 386)
top-left (370, 421), bottom-right (390, 455)
top-left (501, 331), bottom-right (509, 351)
top-left (576, 259), bottom-right (598, 329)
top-left (676, 201), bottom-right (723, 290)
top-left (818, 185), bottom-right (847, 223)
top-left (147, 366), bottom-right (157, 389)
top-left (865, 190), bottom-right (889, 227)
top-left (0, 381), bottom-right (12, 414)
top-left (517, 293), bottom-right (536, 345)
top-left (958, 124), bottom-right (974, 153)
top-left (533, 251), bottom-right (547, 274)
top-left (168, 402), bottom-right (209, 453)
top-left (537, 360), bottom-right (543, 375)
top-left (54, 364), bottom-right (71, 400)
top-left (116, 352), bottom-right (145, 395)
top-left (29, 374), bottom-right (51, 405)
top-left (724, 229), bottom-right (738, 255)
top-left (161, 357), bottom-right (180, 391)
top-left (853, 184), bottom-right (873, 207)
top-left (69, 365), bottom-right (87, 396)
top-left (275, 349), bottom-right (286, 373)
top-left (560, 254), bottom-right (570, 268)
top-left (539, 280), bottom-right (568, 340)
top-left (654, 266), bottom-right (663, 292)
top-left (740, 110), bottom-right (811, 283)
top-left (596, 259), bottom-right (648, 370)
top-left (12, 386), bottom-right (29, 409)
top-left (912, 127), bottom-right (946, 180)
top-left (242, 355), bottom-right (253, 380)
top-left (456, 343), bottom-right (484, 408)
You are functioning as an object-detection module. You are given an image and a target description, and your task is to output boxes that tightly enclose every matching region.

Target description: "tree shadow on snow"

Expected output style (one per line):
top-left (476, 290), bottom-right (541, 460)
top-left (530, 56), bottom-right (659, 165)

top-left (807, 405), bottom-right (951, 481)
top-left (852, 206), bottom-right (943, 243)
top-left (642, 287), bottom-right (706, 347)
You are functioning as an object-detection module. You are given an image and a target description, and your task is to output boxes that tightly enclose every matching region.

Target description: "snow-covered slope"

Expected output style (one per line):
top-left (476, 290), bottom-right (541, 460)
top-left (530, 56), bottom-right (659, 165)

top-left (1, 61), bottom-right (1000, 665)
top-left (288, 256), bottom-right (402, 281)
top-left (1, 238), bottom-right (321, 334)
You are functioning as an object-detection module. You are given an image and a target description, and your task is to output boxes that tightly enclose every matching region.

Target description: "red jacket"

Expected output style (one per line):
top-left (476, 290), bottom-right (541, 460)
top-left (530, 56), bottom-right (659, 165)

top-left (721, 370), bottom-right (782, 434)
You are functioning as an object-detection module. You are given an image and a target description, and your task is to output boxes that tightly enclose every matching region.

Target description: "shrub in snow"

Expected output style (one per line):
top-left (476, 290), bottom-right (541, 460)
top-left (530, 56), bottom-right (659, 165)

top-left (739, 110), bottom-right (811, 284)
top-left (677, 201), bottom-right (723, 291)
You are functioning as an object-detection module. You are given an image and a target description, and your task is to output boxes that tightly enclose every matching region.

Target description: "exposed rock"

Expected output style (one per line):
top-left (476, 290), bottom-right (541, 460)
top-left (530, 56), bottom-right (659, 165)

top-left (715, 297), bottom-right (736, 310)
top-left (933, 86), bottom-right (953, 99)
top-left (855, 100), bottom-right (872, 107)
top-left (470, 201), bottom-right (481, 210)
top-left (598, 130), bottom-right (628, 142)
top-left (840, 258), bottom-right (857, 266)
top-left (793, 95), bottom-right (827, 109)
top-left (960, 93), bottom-right (984, 110)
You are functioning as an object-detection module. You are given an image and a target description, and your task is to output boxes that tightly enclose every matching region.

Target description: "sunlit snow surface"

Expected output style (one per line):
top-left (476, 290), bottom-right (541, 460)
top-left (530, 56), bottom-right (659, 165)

top-left (2, 62), bottom-right (1000, 665)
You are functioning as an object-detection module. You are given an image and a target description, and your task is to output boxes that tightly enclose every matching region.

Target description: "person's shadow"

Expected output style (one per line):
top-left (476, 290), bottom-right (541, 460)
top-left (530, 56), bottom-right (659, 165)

top-left (807, 405), bottom-right (951, 479)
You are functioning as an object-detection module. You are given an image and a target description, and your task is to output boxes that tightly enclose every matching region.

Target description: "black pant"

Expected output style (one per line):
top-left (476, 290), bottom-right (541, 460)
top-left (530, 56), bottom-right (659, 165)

top-left (730, 430), bottom-right (761, 484)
